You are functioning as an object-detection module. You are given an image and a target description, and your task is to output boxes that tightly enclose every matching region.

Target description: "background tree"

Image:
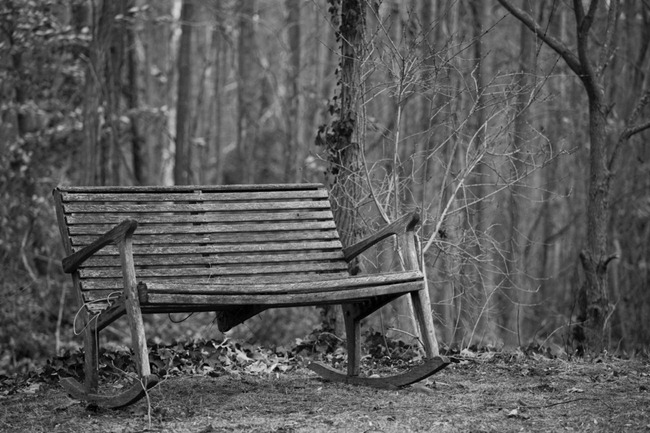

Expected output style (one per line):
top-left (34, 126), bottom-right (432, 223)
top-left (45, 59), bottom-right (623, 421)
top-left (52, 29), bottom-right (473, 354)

top-left (174, 0), bottom-right (196, 185)
top-left (497, 0), bottom-right (650, 354)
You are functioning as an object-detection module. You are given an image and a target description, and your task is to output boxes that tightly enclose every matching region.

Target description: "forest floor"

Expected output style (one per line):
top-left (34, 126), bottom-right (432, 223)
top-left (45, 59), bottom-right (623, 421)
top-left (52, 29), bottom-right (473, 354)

top-left (1, 348), bottom-right (649, 433)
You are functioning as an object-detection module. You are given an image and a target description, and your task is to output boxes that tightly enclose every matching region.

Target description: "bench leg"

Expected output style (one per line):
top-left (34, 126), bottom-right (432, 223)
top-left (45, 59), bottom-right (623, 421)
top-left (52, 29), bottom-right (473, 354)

top-left (123, 292), bottom-right (151, 378)
top-left (309, 299), bottom-right (449, 389)
top-left (59, 234), bottom-right (158, 409)
top-left (83, 322), bottom-right (99, 393)
top-left (60, 309), bottom-right (159, 409)
top-left (342, 304), bottom-right (361, 377)
top-left (410, 288), bottom-right (440, 357)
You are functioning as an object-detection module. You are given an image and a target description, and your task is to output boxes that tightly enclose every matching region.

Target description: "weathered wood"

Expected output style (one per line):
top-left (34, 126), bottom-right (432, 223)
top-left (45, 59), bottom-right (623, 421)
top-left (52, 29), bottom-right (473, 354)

top-left (78, 261), bottom-right (350, 279)
top-left (60, 183), bottom-right (324, 193)
top-left (143, 271), bottom-right (423, 295)
top-left (343, 211), bottom-right (420, 262)
top-left (61, 188), bottom-right (328, 202)
top-left (307, 356), bottom-right (450, 389)
top-left (343, 304), bottom-right (362, 376)
top-left (63, 200), bottom-right (331, 214)
top-left (143, 280), bottom-right (423, 306)
top-left (402, 230), bottom-right (440, 357)
top-left (83, 325), bottom-right (98, 392)
top-left (68, 221), bottom-right (337, 237)
top-left (81, 251), bottom-right (344, 268)
top-left (60, 375), bottom-right (159, 409)
top-left (62, 219), bottom-right (138, 273)
top-left (54, 183), bottom-right (445, 409)
top-left (53, 189), bottom-right (85, 307)
top-left (93, 298), bottom-right (126, 331)
top-left (67, 210), bottom-right (333, 225)
top-left (72, 240), bottom-right (344, 256)
top-left (118, 234), bottom-right (151, 378)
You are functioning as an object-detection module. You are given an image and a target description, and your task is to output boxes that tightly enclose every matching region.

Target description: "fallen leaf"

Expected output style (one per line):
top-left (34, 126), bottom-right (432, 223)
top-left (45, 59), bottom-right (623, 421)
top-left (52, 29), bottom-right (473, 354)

top-left (507, 409), bottom-right (519, 418)
top-left (18, 383), bottom-right (40, 394)
top-left (567, 387), bottom-right (584, 393)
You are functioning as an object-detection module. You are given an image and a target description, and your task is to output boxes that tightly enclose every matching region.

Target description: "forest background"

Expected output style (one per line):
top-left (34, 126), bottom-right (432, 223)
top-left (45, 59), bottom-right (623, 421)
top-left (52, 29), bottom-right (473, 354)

top-left (1, 0), bottom-right (649, 376)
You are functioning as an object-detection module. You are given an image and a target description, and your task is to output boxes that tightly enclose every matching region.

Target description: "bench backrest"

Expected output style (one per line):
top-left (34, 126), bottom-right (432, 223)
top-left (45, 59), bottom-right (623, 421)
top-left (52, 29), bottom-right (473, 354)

top-left (53, 184), bottom-right (348, 312)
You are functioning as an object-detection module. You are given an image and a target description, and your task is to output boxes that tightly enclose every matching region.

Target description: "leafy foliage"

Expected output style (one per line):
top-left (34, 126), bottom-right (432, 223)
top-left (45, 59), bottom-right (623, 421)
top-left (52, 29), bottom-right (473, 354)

top-left (0, 0), bottom-right (88, 374)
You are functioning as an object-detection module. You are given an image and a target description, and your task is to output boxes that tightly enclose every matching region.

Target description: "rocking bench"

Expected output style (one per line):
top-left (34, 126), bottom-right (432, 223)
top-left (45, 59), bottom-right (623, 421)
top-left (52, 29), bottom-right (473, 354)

top-left (53, 183), bottom-right (449, 408)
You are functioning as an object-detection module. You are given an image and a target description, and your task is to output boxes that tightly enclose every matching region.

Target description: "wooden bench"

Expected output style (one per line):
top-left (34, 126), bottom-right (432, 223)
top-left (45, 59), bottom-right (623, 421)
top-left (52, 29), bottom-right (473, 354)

top-left (53, 183), bottom-right (449, 408)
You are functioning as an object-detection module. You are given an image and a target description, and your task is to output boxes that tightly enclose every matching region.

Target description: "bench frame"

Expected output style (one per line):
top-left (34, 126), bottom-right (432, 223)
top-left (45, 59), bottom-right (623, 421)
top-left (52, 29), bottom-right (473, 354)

top-left (53, 184), bottom-right (448, 408)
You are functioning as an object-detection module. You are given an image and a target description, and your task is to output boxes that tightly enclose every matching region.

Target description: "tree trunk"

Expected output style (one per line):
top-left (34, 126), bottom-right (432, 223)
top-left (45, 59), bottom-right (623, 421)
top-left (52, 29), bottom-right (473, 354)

top-left (126, 7), bottom-right (144, 185)
top-left (576, 87), bottom-right (612, 354)
top-left (236, 0), bottom-right (258, 184)
top-left (317, 0), bottom-right (366, 332)
top-left (208, 3), bottom-right (227, 185)
top-left (284, 0), bottom-right (302, 182)
top-left (83, 0), bottom-right (121, 186)
top-left (174, 0), bottom-right (195, 185)
top-left (327, 0), bottom-right (365, 248)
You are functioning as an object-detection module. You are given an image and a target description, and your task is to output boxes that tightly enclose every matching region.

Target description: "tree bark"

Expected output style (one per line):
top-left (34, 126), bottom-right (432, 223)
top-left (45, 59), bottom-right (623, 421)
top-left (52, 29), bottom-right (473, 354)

top-left (126, 5), bottom-right (144, 185)
top-left (317, 0), bottom-right (366, 332)
top-left (83, 0), bottom-right (124, 186)
top-left (208, 2), bottom-right (227, 185)
top-left (174, 0), bottom-right (195, 185)
top-left (284, 0), bottom-right (302, 182)
top-left (236, 0), bottom-right (259, 184)
top-left (326, 0), bottom-right (365, 248)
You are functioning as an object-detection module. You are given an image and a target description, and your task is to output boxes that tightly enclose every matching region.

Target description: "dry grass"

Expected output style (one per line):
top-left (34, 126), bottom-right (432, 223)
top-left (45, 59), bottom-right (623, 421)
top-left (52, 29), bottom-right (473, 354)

top-left (1, 355), bottom-right (649, 432)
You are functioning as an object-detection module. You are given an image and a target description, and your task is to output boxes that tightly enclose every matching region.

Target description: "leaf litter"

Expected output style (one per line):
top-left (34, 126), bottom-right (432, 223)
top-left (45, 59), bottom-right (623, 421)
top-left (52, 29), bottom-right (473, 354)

top-left (0, 332), bottom-right (648, 432)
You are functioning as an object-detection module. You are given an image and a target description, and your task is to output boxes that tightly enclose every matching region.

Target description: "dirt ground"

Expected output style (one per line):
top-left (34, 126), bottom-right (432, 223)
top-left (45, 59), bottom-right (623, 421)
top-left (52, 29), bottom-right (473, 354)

top-left (1, 353), bottom-right (649, 433)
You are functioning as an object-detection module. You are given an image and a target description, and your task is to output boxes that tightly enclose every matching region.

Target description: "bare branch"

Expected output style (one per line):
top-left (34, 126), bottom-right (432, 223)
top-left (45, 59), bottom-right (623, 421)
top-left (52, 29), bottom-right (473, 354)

top-left (597, 0), bottom-right (620, 77)
top-left (576, 0), bottom-right (601, 34)
top-left (609, 90), bottom-right (650, 169)
top-left (573, 0), bottom-right (599, 88)
top-left (625, 119), bottom-right (650, 138)
top-left (497, 0), bottom-right (582, 76)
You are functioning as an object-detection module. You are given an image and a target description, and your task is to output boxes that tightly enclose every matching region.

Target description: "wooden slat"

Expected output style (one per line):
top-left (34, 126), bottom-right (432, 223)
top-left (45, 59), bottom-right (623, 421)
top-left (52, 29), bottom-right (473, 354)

top-left (61, 189), bottom-right (329, 202)
top-left (67, 221), bottom-right (337, 236)
top-left (66, 210), bottom-right (333, 225)
top-left (79, 261), bottom-right (349, 279)
top-left (58, 183), bottom-right (324, 194)
top-left (144, 272), bottom-right (423, 295)
top-left (144, 281), bottom-right (423, 306)
top-left (63, 200), bottom-right (331, 214)
top-left (70, 230), bottom-right (340, 247)
top-left (81, 251), bottom-right (345, 268)
top-left (71, 240), bottom-right (344, 256)
top-left (80, 272), bottom-right (352, 291)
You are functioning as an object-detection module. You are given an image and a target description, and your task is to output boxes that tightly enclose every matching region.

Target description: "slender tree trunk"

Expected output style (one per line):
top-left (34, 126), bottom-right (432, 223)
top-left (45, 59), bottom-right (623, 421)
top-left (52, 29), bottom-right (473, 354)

top-left (576, 83), bottom-right (611, 353)
top-left (500, 8), bottom-right (536, 346)
top-left (236, 0), bottom-right (258, 184)
top-left (209, 3), bottom-right (226, 185)
top-left (84, 0), bottom-right (120, 186)
top-left (174, 0), bottom-right (195, 185)
top-left (285, 0), bottom-right (301, 182)
top-left (126, 5), bottom-right (144, 185)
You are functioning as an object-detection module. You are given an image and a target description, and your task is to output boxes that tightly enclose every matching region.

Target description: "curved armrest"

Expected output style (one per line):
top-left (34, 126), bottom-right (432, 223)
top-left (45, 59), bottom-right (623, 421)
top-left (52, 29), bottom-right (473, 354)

top-left (343, 210), bottom-right (420, 262)
top-left (62, 219), bottom-right (138, 273)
